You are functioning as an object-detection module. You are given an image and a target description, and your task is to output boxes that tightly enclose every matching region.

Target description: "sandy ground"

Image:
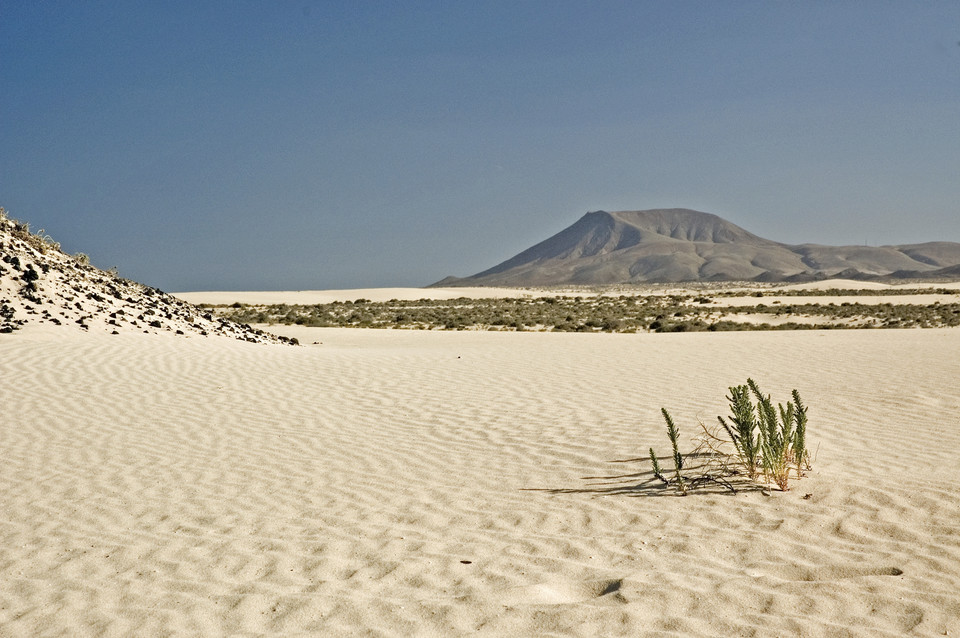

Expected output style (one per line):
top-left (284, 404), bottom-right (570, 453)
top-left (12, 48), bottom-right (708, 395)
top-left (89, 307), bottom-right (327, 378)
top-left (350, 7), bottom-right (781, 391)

top-left (2, 324), bottom-right (960, 636)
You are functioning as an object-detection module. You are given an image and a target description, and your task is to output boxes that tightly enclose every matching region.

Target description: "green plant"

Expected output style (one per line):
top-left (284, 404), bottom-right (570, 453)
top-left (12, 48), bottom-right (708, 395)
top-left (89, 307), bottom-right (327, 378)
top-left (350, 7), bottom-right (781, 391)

top-left (649, 447), bottom-right (667, 484)
top-left (747, 379), bottom-right (807, 491)
top-left (792, 389), bottom-right (809, 474)
top-left (717, 384), bottom-right (761, 480)
top-left (649, 379), bottom-right (812, 494)
top-left (660, 408), bottom-right (687, 495)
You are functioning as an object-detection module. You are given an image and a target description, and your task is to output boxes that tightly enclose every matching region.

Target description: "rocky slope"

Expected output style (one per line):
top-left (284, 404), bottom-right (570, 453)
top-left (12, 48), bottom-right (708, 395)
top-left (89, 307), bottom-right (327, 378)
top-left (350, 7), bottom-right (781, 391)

top-left (0, 210), bottom-right (295, 344)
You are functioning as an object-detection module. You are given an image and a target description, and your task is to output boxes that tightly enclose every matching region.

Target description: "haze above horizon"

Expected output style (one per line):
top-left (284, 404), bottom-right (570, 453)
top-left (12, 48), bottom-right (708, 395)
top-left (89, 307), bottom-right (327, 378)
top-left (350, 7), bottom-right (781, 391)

top-left (2, 1), bottom-right (959, 291)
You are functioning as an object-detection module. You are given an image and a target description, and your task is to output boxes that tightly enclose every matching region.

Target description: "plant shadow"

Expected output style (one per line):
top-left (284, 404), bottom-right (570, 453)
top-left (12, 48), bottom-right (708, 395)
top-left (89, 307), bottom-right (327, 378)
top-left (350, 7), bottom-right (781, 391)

top-left (523, 452), bottom-right (767, 498)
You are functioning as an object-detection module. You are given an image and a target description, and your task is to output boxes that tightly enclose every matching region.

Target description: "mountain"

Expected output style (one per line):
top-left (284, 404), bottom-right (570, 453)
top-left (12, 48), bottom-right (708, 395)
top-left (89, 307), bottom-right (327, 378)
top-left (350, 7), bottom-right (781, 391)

top-left (435, 209), bottom-right (960, 286)
top-left (0, 209), bottom-right (295, 343)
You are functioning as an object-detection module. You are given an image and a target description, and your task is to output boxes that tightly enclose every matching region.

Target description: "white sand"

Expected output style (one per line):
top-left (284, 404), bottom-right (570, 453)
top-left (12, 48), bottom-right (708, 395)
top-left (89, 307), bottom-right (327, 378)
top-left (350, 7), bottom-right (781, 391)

top-left (781, 279), bottom-right (960, 292)
top-left (715, 279), bottom-right (960, 308)
top-left (3, 323), bottom-right (960, 636)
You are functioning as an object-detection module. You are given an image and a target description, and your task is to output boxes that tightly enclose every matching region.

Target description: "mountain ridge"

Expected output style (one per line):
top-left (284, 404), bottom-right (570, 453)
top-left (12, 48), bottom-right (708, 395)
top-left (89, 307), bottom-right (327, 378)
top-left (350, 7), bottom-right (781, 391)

top-left (436, 208), bottom-right (960, 286)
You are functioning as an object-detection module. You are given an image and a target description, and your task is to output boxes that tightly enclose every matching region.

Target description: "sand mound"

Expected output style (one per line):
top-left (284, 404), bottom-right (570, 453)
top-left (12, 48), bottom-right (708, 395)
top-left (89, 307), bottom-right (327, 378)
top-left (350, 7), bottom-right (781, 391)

top-left (0, 210), bottom-right (294, 344)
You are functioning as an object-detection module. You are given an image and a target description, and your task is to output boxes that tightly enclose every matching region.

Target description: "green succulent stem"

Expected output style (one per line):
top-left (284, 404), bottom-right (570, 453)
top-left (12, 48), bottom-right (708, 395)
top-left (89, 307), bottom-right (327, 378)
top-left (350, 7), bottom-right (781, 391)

top-left (660, 408), bottom-right (687, 495)
top-left (792, 389), bottom-right (809, 474)
top-left (720, 383), bottom-right (761, 480)
top-left (649, 447), bottom-right (667, 484)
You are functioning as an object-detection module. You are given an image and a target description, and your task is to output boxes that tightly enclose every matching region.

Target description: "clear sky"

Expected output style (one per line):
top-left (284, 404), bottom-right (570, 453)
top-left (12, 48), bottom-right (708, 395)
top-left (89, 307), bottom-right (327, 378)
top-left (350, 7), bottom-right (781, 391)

top-left (2, 1), bottom-right (959, 291)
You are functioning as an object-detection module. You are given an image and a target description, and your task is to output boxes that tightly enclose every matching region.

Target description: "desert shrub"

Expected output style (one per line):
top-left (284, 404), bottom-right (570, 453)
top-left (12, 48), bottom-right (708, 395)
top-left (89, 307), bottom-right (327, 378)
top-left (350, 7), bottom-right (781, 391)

top-left (209, 293), bottom-right (960, 332)
top-left (717, 384), bottom-right (761, 480)
top-left (601, 318), bottom-right (622, 331)
top-left (749, 379), bottom-right (796, 491)
top-left (649, 378), bottom-right (812, 493)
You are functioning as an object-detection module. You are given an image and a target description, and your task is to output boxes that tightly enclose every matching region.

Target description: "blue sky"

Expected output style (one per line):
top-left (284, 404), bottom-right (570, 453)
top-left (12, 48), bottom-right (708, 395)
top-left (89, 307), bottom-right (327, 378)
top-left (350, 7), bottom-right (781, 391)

top-left (2, 1), bottom-right (959, 290)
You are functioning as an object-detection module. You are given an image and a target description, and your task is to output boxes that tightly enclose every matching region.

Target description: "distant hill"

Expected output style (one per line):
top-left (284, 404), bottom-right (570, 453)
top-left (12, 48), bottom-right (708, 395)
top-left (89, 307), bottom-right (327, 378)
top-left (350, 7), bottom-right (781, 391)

top-left (434, 209), bottom-right (960, 286)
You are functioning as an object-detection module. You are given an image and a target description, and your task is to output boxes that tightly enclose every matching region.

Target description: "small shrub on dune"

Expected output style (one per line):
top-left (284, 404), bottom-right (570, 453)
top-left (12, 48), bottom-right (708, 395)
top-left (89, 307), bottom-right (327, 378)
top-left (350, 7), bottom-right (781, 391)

top-left (649, 378), bottom-right (812, 494)
top-left (747, 379), bottom-right (811, 489)
top-left (749, 379), bottom-right (794, 491)
top-left (717, 384), bottom-right (761, 481)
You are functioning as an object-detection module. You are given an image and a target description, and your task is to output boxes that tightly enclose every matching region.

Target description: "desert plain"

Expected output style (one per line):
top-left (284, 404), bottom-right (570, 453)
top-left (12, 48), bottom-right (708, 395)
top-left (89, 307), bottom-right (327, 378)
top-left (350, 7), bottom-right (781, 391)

top-left (2, 281), bottom-right (960, 637)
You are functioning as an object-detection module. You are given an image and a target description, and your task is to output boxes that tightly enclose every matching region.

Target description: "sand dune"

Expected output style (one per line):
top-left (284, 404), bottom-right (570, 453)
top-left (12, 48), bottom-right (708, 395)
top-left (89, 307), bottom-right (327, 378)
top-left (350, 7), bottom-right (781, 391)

top-left (3, 324), bottom-right (959, 636)
top-left (0, 213), bottom-right (292, 344)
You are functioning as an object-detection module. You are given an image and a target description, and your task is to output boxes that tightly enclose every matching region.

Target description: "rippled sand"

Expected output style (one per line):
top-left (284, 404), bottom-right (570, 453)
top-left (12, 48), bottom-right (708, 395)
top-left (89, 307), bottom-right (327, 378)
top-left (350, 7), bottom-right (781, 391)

top-left (2, 325), bottom-right (959, 636)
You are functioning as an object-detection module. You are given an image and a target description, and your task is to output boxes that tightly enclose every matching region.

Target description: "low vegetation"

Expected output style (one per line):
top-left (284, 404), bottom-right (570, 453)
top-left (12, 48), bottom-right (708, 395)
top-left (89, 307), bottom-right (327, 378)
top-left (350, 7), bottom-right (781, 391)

top-left (207, 291), bottom-right (960, 332)
top-left (652, 379), bottom-right (811, 494)
top-left (721, 287), bottom-right (960, 297)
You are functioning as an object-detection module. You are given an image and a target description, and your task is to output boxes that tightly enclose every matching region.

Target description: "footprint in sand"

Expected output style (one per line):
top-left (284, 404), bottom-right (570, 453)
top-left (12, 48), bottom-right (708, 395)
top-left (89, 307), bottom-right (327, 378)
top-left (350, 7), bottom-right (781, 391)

top-left (748, 564), bottom-right (903, 581)
top-left (498, 578), bottom-right (626, 605)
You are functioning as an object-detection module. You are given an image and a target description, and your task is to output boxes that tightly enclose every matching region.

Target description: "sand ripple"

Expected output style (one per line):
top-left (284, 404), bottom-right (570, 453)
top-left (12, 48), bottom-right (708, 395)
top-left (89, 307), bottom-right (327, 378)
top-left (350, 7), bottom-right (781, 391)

top-left (2, 327), bottom-right (959, 635)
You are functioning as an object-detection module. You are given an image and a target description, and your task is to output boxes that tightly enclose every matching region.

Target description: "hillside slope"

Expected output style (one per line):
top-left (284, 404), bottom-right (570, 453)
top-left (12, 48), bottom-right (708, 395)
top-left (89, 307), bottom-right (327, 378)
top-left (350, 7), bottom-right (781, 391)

top-left (437, 209), bottom-right (960, 285)
top-left (0, 209), bottom-right (295, 343)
